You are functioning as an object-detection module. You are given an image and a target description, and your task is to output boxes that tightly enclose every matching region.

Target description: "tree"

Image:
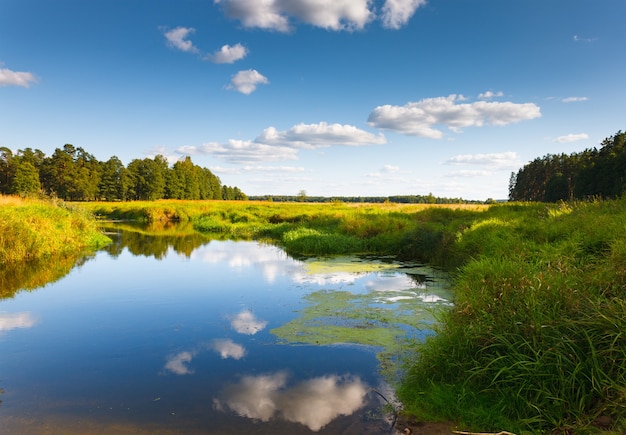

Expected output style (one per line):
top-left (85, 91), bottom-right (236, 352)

top-left (0, 147), bottom-right (15, 194)
top-left (99, 156), bottom-right (129, 201)
top-left (11, 160), bottom-right (40, 196)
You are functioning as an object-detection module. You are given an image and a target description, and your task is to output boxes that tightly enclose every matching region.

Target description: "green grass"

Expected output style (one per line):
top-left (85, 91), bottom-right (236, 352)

top-left (397, 199), bottom-right (626, 434)
top-left (0, 195), bottom-right (110, 264)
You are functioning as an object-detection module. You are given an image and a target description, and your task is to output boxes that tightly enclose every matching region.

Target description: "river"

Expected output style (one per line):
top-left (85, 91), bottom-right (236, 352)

top-left (0, 225), bottom-right (452, 434)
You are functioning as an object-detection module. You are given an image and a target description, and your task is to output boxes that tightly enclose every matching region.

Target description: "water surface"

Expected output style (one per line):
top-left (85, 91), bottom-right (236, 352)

top-left (0, 227), bottom-right (451, 434)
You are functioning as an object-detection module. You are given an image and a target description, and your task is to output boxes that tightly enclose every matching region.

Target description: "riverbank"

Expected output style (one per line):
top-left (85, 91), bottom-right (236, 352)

top-left (0, 195), bottom-right (110, 265)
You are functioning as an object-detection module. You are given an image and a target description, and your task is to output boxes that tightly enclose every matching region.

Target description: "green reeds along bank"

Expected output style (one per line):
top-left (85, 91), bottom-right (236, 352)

top-left (0, 195), bottom-right (111, 264)
top-left (397, 199), bottom-right (626, 434)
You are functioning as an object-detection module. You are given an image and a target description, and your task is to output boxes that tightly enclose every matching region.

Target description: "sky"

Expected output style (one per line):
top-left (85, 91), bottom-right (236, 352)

top-left (1, 0), bottom-right (624, 200)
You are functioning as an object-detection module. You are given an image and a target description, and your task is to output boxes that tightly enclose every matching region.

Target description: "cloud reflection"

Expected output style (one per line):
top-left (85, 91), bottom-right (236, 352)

top-left (164, 351), bottom-right (195, 375)
top-left (230, 310), bottom-right (267, 335)
top-left (214, 372), bottom-right (368, 431)
top-left (0, 312), bottom-right (37, 332)
top-left (211, 339), bottom-right (246, 359)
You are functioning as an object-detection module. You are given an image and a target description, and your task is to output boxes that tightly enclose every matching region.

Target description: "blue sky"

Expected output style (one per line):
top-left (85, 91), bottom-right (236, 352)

top-left (1, 0), bottom-right (624, 200)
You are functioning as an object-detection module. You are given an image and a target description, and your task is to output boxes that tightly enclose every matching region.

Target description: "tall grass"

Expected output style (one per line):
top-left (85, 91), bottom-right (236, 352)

top-left (0, 195), bottom-right (110, 264)
top-left (397, 199), bottom-right (626, 433)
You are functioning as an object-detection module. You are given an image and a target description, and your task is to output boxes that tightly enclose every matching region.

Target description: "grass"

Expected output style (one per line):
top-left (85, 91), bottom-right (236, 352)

top-left (397, 199), bottom-right (626, 434)
top-left (0, 195), bottom-right (110, 265)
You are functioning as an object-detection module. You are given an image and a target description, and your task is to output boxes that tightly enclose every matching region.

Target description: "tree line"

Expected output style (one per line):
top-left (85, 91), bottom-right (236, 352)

top-left (509, 130), bottom-right (626, 202)
top-left (0, 144), bottom-right (247, 201)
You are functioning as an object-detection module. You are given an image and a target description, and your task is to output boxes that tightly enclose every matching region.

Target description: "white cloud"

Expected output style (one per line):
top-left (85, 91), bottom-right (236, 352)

top-left (562, 96), bottom-right (588, 103)
top-left (367, 95), bottom-right (541, 138)
top-left (478, 90), bottom-right (504, 99)
top-left (448, 169), bottom-right (493, 177)
top-left (381, 0), bottom-right (427, 29)
top-left (178, 140), bottom-right (298, 163)
top-left (215, 0), bottom-right (291, 32)
top-left (242, 165), bottom-right (305, 172)
top-left (257, 122), bottom-right (386, 149)
top-left (0, 312), bottom-right (37, 332)
top-left (214, 0), bottom-right (424, 31)
top-left (206, 43), bottom-right (248, 63)
top-left (227, 69), bottom-right (269, 94)
top-left (381, 164), bottom-right (399, 173)
top-left (162, 26), bottom-right (199, 53)
top-left (0, 67), bottom-right (38, 88)
top-left (230, 309), bottom-right (268, 335)
top-left (215, 372), bottom-right (368, 431)
top-left (164, 351), bottom-right (195, 375)
top-left (445, 152), bottom-right (521, 170)
top-left (553, 133), bottom-right (589, 143)
top-left (211, 339), bottom-right (246, 359)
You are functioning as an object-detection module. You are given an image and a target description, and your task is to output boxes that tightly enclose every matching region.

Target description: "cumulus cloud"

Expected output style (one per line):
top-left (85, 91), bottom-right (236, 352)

top-left (230, 310), bottom-right (268, 335)
top-left (381, 0), bottom-right (427, 29)
top-left (553, 133), bottom-right (589, 143)
top-left (367, 95), bottom-right (541, 138)
top-left (0, 66), bottom-right (38, 88)
top-left (214, 0), bottom-right (424, 31)
top-left (257, 122), bottom-right (386, 149)
top-left (562, 96), bottom-right (588, 103)
top-left (206, 43), bottom-right (248, 63)
top-left (227, 69), bottom-right (269, 94)
top-left (214, 372), bottom-right (368, 431)
top-left (478, 90), bottom-right (504, 99)
top-left (445, 152), bottom-right (521, 170)
top-left (211, 339), bottom-right (246, 359)
top-left (178, 140), bottom-right (298, 163)
top-left (162, 26), bottom-right (199, 53)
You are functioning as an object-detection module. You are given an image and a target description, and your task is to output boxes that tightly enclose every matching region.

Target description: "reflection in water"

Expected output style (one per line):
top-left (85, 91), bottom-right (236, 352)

top-left (0, 312), bottom-right (37, 332)
top-left (211, 338), bottom-right (246, 359)
top-left (164, 338), bottom-right (247, 375)
top-left (230, 309), bottom-right (268, 335)
top-left (0, 253), bottom-right (94, 300)
top-left (1, 224), bottom-right (451, 433)
top-left (164, 351), bottom-right (195, 375)
top-left (102, 221), bottom-right (212, 259)
top-left (214, 372), bottom-right (369, 432)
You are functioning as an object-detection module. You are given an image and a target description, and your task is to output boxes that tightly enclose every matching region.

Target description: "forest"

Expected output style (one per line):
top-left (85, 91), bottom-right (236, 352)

top-left (509, 130), bottom-right (626, 202)
top-left (0, 144), bottom-right (247, 201)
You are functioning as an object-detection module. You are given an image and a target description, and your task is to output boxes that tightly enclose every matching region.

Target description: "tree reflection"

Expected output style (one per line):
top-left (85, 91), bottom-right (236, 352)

top-left (101, 222), bottom-right (213, 259)
top-left (0, 252), bottom-right (93, 300)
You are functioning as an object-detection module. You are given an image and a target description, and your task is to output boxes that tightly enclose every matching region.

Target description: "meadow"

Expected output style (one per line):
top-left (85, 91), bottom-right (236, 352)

top-left (3, 196), bottom-right (625, 433)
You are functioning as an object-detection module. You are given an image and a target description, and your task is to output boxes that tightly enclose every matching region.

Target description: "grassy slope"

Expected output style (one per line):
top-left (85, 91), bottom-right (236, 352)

top-left (0, 195), bottom-right (110, 264)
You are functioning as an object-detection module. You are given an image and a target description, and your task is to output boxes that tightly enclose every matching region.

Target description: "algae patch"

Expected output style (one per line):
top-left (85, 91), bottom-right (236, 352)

top-left (270, 256), bottom-right (452, 379)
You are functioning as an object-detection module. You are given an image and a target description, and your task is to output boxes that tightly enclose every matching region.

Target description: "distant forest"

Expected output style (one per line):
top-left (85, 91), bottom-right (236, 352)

top-left (509, 130), bottom-right (626, 202)
top-left (0, 144), bottom-right (247, 201)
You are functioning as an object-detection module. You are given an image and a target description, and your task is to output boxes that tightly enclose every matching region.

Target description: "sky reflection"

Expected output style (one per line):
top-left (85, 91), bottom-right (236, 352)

top-left (230, 309), bottom-right (268, 335)
top-left (211, 338), bottom-right (246, 360)
top-left (0, 311), bottom-right (37, 333)
top-left (214, 372), bottom-right (369, 431)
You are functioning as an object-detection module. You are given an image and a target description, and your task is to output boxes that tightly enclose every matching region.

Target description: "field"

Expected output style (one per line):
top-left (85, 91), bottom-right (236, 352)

top-left (3, 196), bottom-right (625, 433)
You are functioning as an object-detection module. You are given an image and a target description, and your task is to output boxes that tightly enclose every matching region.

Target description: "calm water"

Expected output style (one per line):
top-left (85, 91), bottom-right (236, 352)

top-left (0, 227), bottom-right (452, 434)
